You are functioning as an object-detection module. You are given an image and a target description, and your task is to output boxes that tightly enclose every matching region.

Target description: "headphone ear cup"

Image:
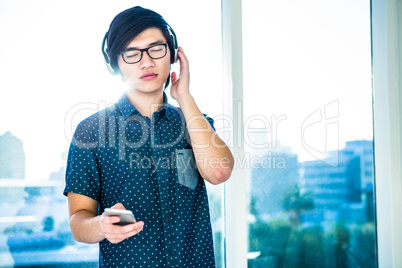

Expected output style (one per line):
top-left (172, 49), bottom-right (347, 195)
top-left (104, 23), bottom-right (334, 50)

top-left (167, 25), bottom-right (179, 64)
top-left (173, 48), bottom-right (178, 63)
top-left (105, 59), bottom-right (117, 75)
top-left (102, 31), bottom-right (118, 75)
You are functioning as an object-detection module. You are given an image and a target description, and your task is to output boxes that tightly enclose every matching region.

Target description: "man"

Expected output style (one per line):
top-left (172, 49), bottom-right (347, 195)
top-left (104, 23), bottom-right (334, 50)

top-left (64, 6), bottom-right (234, 267)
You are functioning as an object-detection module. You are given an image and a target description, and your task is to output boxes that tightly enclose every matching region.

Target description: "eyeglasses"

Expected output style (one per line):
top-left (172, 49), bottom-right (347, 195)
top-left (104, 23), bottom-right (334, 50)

top-left (119, 43), bottom-right (168, 64)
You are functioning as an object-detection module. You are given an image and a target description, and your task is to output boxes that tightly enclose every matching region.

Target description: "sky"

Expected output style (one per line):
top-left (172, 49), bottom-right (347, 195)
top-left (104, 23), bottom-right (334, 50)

top-left (241, 0), bottom-right (372, 161)
top-left (0, 0), bottom-right (372, 181)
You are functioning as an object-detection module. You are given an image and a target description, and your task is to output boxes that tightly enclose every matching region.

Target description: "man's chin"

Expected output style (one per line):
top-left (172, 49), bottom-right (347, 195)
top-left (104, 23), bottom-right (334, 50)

top-left (125, 86), bottom-right (164, 95)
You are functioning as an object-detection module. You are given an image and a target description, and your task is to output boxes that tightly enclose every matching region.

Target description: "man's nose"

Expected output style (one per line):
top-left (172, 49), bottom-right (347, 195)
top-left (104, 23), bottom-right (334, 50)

top-left (139, 52), bottom-right (154, 68)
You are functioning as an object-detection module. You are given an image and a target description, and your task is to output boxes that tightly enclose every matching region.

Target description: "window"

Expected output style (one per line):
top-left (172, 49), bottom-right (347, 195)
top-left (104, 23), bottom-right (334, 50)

top-left (1, 0), bottom-right (393, 267)
top-left (0, 1), bottom-right (223, 266)
top-left (241, 1), bottom-right (376, 267)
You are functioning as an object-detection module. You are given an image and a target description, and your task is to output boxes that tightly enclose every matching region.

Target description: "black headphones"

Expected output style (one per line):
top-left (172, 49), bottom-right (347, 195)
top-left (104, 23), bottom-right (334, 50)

top-left (101, 25), bottom-right (178, 75)
top-left (166, 25), bottom-right (179, 63)
top-left (101, 32), bottom-right (117, 75)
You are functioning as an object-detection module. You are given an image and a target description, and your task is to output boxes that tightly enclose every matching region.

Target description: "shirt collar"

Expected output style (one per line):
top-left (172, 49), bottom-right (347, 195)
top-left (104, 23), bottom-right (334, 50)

top-left (118, 92), bottom-right (172, 121)
top-left (162, 92), bottom-right (172, 120)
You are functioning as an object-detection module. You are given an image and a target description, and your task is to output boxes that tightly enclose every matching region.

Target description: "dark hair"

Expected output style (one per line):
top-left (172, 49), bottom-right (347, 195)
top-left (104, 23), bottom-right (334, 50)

top-left (102, 6), bottom-right (177, 88)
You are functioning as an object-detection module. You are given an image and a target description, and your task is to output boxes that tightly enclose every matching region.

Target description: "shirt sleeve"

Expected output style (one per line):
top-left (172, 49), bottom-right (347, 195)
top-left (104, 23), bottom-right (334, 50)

top-left (63, 119), bottom-right (102, 201)
top-left (203, 113), bottom-right (216, 132)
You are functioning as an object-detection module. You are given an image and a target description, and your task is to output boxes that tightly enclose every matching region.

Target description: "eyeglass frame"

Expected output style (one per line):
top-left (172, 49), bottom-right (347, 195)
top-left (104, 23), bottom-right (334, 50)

top-left (119, 43), bottom-right (169, 64)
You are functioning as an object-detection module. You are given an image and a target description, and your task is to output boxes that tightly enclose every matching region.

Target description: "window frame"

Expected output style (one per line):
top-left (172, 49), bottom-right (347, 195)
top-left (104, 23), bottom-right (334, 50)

top-left (221, 0), bottom-right (248, 267)
top-left (371, 0), bottom-right (402, 267)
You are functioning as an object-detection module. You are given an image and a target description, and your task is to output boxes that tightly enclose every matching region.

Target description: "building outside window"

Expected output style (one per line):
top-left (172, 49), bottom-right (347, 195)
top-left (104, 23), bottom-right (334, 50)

top-left (243, 1), bottom-right (376, 267)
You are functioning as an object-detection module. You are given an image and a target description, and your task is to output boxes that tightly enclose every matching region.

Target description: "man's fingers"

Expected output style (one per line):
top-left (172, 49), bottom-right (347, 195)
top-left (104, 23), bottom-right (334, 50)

top-left (103, 221), bottom-right (144, 234)
top-left (122, 221), bottom-right (144, 235)
top-left (111, 203), bottom-right (125, 210)
top-left (115, 221), bottom-right (143, 233)
top-left (102, 215), bottom-right (120, 225)
top-left (124, 227), bottom-right (144, 239)
top-left (178, 47), bottom-right (189, 71)
top-left (108, 228), bottom-right (141, 244)
top-left (171, 72), bottom-right (178, 83)
top-left (104, 221), bottom-right (144, 243)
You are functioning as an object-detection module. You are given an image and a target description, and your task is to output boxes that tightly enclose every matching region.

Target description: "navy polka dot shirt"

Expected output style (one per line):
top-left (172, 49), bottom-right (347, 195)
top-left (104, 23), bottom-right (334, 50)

top-left (64, 93), bottom-right (216, 267)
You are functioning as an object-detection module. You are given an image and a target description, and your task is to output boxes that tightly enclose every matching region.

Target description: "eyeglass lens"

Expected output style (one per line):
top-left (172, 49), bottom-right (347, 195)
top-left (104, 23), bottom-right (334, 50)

top-left (122, 44), bottom-right (167, 64)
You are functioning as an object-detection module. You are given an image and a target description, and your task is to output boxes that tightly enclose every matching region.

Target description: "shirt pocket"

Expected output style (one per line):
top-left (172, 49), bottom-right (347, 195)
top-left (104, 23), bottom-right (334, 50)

top-left (176, 149), bottom-right (199, 190)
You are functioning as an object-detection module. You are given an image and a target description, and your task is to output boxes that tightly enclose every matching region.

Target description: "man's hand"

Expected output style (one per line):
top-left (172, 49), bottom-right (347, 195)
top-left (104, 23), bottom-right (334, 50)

top-left (100, 203), bottom-right (144, 244)
top-left (168, 47), bottom-right (234, 185)
top-left (170, 46), bottom-right (191, 104)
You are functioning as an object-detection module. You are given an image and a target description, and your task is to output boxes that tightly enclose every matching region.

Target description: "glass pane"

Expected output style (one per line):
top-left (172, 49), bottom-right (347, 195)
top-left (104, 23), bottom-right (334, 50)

top-left (0, 1), bottom-right (223, 267)
top-left (242, 1), bottom-right (376, 267)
